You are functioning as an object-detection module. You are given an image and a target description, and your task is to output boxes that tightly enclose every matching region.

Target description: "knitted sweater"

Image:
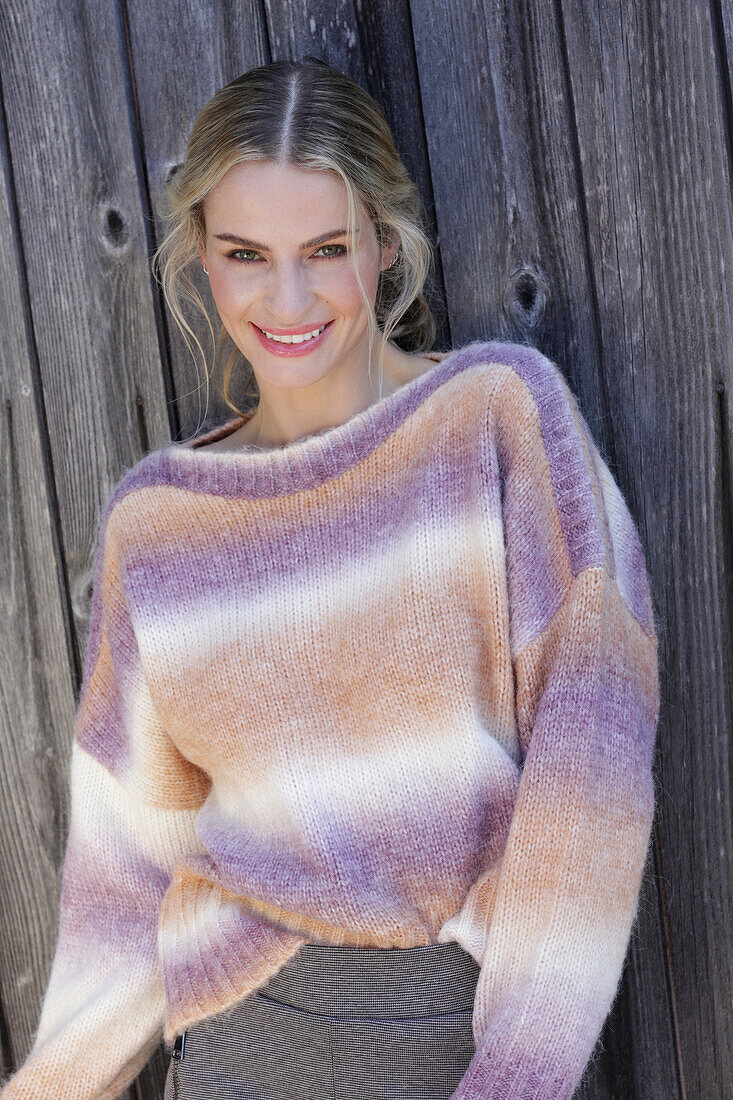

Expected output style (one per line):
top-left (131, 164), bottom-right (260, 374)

top-left (1, 339), bottom-right (660, 1100)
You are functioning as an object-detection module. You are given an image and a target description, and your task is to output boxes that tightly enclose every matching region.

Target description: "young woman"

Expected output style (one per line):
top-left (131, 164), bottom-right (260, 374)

top-left (1, 58), bottom-right (660, 1100)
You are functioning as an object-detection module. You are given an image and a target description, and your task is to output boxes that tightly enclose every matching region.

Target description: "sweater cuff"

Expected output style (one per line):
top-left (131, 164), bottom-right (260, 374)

top-left (450, 1045), bottom-right (575, 1100)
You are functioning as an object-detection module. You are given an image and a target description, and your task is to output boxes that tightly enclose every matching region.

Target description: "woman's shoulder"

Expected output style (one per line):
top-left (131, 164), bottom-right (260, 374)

top-left (383, 337), bottom-right (554, 386)
top-left (446, 338), bottom-right (564, 385)
top-left (446, 339), bottom-right (581, 424)
top-left (93, 443), bottom-right (180, 545)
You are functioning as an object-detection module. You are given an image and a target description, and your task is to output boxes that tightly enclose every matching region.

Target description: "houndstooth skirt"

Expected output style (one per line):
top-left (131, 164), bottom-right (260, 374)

top-left (164, 940), bottom-right (480, 1100)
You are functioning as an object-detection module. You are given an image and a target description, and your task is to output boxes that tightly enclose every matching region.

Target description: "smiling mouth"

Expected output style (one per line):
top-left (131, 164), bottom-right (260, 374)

top-left (255, 322), bottom-right (331, 345)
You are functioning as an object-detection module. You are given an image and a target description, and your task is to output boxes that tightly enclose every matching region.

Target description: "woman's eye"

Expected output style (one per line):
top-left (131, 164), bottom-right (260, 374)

top-left (314, 244), bottom-right (347, 259)
top-left (227, 245), bottom-right (346, 264)
top-left (229, 249), bottom-right (261, 263)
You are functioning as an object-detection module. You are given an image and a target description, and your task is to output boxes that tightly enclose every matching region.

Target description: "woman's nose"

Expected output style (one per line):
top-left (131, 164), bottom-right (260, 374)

top-left (263, 262), bottom-right (316, 322)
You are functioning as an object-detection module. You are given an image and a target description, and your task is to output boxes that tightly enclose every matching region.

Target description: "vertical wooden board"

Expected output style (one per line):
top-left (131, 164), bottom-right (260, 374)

top-left (410, 3), bottom-right (679, 1098)
top-left (724, 0), bottom-right (733, 75)
top-left (409, 1), bottom-right (601, 375)
top-left (559, 1), bottom-right (733, 1097)
top-left (124, 0), bottom-right (270, 444)
top-left (0, 73), bottom-right (86, 1085)
top-left (0, 0), bottom-right (172, 527)
top-left (263, 0), bottom-right (451, 348)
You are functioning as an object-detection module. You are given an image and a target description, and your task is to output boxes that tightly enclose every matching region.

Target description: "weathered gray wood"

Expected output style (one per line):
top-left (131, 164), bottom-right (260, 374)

top-left (0, 61), bottom-right (85, 1085)
top-left (560, 2), bottom-right (733, 1097)
top-left (0, 0), bottom-right (176, 1094)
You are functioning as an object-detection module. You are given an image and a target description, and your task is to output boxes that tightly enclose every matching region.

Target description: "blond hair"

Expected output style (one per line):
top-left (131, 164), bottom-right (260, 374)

top-left (152, 57), bottom-right (437, 423)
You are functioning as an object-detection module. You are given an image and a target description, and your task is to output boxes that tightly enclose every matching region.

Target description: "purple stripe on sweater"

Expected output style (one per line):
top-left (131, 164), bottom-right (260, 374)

top-left (75, 595), bottom-right (141, 777)
top-left (101, 338), bottom-right (653, 635)
top-left (58, 829), bottom-right (168, 945)
top-left (123, 441), bottom-right (485, 609)
top-left (182, 848), bottom-right (430, 942)
top-left (489, 344), bottom-right (606, 575)
top-left (75, 684), bottom-right (128, 776)
top-left (452, 1046), bottom-right (576, 1100)
top-left (190, 747), bottom-right (520, 930)
top-left (161, 902), bottom-right (304, 1027)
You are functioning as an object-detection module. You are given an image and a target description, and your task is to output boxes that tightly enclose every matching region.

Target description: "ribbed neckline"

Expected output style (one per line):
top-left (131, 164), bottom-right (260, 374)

top-left (182, 350), bottom-right (447, 455)
top-left (151, 340), bottom-right (508, 498)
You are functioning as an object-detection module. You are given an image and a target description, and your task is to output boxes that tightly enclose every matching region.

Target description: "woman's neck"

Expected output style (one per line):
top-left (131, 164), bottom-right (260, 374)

top-left (216, 346), bottom-right (437, 453)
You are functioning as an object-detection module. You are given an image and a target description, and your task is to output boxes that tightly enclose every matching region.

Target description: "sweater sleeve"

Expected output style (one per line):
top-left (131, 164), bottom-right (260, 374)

top-left (0, 499), bottom-right (212, 1099)
top-left (451, 351), bottom-right (660, 1099)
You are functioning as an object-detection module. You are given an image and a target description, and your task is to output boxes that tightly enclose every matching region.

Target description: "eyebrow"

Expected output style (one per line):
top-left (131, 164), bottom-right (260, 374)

top-left (213, 228), bottom-right (357, 250)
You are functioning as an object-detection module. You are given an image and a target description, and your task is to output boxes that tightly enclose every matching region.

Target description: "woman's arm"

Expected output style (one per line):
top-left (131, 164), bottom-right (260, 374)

top-left (0, 498), bottom-right (210, 1099)
top-left (450, 347), bottom-right (660, 1099)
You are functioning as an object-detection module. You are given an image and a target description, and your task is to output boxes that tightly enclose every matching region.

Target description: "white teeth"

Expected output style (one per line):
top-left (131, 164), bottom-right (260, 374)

top-left (262, 324), bottom-right (328, 344)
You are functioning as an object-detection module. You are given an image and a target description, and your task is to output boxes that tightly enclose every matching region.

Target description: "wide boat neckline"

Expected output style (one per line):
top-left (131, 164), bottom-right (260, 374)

top-left (154, 341), bottom-right (506, 498)
top-left (181, 351), bottom-right (447, 454)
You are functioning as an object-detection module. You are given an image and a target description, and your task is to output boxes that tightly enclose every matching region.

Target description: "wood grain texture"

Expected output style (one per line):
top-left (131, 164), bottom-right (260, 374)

top-left (0, 0), bottom-right (177, 1092)
top-left (0, 43), bottom-right (84, 1091)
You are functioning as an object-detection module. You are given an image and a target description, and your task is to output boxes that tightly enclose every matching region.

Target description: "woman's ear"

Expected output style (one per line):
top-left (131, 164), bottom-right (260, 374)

top-left (380, 230), bottom-right (401, 272)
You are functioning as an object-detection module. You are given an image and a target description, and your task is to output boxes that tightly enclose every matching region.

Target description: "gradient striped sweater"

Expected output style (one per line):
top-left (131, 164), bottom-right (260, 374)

top-left (1, 339), bottom-right (660, 1100)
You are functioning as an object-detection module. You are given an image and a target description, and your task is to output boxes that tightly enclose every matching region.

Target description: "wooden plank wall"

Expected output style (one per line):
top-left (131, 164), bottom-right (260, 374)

top-left (0, 1), bottom-right (730, 1096)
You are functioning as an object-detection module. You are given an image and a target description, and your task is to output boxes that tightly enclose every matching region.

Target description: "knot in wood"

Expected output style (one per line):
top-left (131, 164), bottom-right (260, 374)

top-left (505, 264), bottom-right (548, 328)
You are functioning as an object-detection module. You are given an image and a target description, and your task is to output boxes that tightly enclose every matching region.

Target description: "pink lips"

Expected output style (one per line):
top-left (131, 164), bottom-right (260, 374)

top-left (251, 320), bottom-right (334, 357)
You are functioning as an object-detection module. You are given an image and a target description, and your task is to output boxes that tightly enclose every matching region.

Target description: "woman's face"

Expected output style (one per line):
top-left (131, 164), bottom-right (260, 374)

top-left (198, 160), bottom-right (397, 394)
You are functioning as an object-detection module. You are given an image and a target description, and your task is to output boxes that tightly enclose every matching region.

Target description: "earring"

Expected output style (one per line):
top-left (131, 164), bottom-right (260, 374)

top-left (203, 265), bottom-right (209, 276)
top-left (385, 249), bottom-right (400, 271)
